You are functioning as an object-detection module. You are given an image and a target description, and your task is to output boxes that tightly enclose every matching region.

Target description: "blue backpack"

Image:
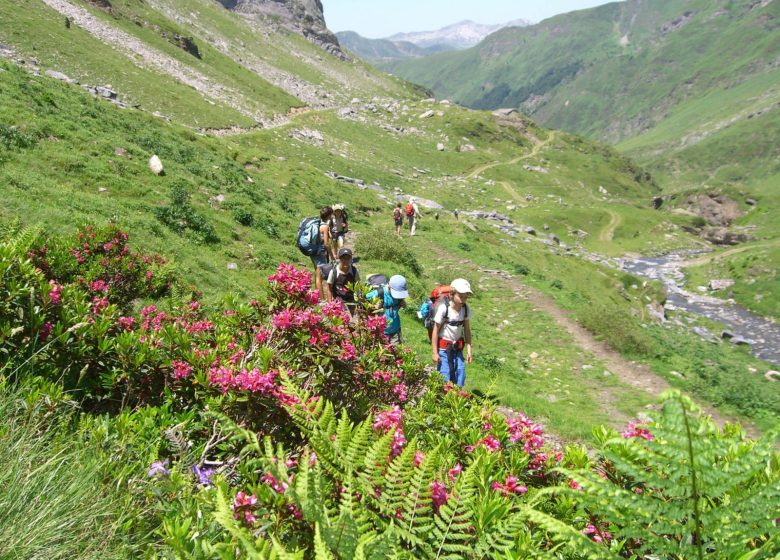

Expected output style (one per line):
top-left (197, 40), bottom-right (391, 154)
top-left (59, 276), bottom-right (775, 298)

top-left (296, 217), bottom-right (322, 256)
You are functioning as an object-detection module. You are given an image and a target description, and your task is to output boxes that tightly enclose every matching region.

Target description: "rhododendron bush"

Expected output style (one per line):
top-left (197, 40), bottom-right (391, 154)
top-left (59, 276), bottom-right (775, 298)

top-left (2, 226), bottom-right (424, 432)
top-left (3, 228), bottom-right (777, 559)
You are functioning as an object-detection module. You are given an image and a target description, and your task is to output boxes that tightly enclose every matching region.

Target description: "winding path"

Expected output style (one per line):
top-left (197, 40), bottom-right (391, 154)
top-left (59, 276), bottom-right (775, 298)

top-left (598, 209), bottom-right (622, 242)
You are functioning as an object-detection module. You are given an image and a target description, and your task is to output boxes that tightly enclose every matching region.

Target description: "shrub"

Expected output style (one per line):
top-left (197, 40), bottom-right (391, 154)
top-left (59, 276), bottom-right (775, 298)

top-left (155, 181), bottom-right (219, 244)
top-left (578, 304), bottom-right (656, 357)
top-left (231, 206), bottom-right (254, 226)
top-left (514, 263), bottom-right (530, 275)
top-left (356, 228), bottom-right (422, 276)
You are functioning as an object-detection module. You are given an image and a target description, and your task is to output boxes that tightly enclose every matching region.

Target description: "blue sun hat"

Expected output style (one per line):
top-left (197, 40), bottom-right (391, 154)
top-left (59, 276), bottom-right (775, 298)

top-left (388, 275), bottom-right (408, 299)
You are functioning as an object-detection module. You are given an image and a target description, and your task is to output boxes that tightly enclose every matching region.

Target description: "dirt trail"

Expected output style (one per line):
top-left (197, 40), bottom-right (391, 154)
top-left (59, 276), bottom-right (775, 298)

top-left (467, 131), bottom-right (556, 180)
top-left (598, 210), bottom-right (621, 242)
top-left (429, 248), bottom-right (761, 439)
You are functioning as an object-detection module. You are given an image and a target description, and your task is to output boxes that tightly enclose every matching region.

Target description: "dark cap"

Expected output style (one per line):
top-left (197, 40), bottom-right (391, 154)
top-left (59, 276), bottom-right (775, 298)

top-left (337, 247), bottom-right (353, 258)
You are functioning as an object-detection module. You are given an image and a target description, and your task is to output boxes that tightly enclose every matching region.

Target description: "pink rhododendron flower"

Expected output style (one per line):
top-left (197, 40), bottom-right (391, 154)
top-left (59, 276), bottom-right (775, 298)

top-left (392, 382), bottom-right (408, 402)
top-left (365, 314), bottom-right (387, 333)
top-left (234, 368), bottom-right (278, 394)
top-left (373, 405), bottom-right (403, 432)
top-left (254, 328), bottom-right (270, 344)
top-left (261, 472), bottom-right (289, 494)
top-left (171, 360), bottom-right (193, 380)
top-left (39, 322), bottom-right (53, 341)
top-left (492, 475), bottom-right (527, 496)
top-left (117, 316), bottom-right (135, 331)
top-left (569, 479), bottom-right (582, 491)
top-left (232, 491), bottom-right (258, 525)
top-left (480, 434), bottom-right (502, 452)
top-left (268, 263), bottom-right (312, 298)
top-left (430, 481), bottom-right (449, 513)
top-left (48, 280), bottom-right (62, 305)
top-left (209, 366), bottom-right (235, 392)
top-left (506, 414), bottom-right (546, 453)
top-left (622, 421), bottom-right (654, 441)
top-left (390, 428), bottom-right (407, 457)
top-left (413, 450), bottom-right (425, 467)
top-left (447, 464), bottom-right (463, 482)
top-left (92, 296), bottom-right (109, 314)
top-left (189, 301), bottom-right (200, 311)
top-left (583, 523), bottom-right (612, 544)
top-left (339, 341), bottom-right (357, 361)
top-left (89, 279), bottom-right (110, 293)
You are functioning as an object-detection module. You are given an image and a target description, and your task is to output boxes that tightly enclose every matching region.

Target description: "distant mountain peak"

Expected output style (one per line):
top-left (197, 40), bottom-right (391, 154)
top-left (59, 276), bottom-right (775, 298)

top-left (387, 18), bottom-right (531, 50)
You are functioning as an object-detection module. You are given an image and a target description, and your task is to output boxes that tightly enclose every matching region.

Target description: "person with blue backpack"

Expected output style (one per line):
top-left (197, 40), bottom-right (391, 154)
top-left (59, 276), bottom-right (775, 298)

top-left (430, 278), bottom-right (473, 387)
top-left (365, 274), bottom-right (408, 346)
top-left (296, 207), bottom-right (334, 270)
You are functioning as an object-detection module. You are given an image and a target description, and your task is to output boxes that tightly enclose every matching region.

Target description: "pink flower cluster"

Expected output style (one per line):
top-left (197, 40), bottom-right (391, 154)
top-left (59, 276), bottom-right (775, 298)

top-left (48, 280), bottom-right (62, 305)
top-left (372, 405), bottom-right (407, 456)
top-left (583, 523), bottom-right (612, 544)
top-left (622, 421), bottom-right (654, 441)
top-left (506, 414), bottom-right (545, 453)
top-left (268, 263), bottom-right (312, 299)
top-left (208, 366), bottom-right (279, 394)
top-left (491, 475), bottom-right (527, 496)
top-left (232, 491), bottom-right (258, 525)
top-left (467, 434), bottom-right (501, 453)
top-left (447, 464), bottom-right (463, 482)
top-left (430, 481), bottom-right (449, 512)
top-left (260, 471), bottom-right (289, 494)
top-left (171, 360), bottom-right (193, 380)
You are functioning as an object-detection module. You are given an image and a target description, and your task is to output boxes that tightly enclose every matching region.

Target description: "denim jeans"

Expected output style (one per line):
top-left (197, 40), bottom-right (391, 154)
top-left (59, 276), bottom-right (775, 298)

top-left (438, 347), bottom-right (465, 387)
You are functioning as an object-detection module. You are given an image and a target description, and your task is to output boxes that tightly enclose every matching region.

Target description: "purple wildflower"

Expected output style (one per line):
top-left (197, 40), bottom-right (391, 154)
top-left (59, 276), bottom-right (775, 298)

top-left (148, 459), bottom-right (169, 478)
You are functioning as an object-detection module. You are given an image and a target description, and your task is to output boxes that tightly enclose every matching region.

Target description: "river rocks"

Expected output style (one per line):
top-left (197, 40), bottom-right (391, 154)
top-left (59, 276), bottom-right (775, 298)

top-left (708, 279), bottom-right (735, 291)
top-left (325, 172), bottom-right (365, 187)
top-left (646, 302), bottom-right (666, 323)
top-left (693, 326), bottom-right (720, 343)
top-left (148, 155), bottom-right (164, 175)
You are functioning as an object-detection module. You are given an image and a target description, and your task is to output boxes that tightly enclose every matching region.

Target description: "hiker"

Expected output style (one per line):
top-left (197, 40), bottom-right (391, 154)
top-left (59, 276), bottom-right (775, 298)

top-left (330, 204), bottom-right (349, 254)
top-left (406, 197), bottom-right (421, 236)
top-left (315, 261), bottom-right (335, 301)
top-left (366, 274), bottom-right (408, 346)
top-left (295, 206), bottom-right (333, 272)
top-left (326, 247), bottom-right (360, 315)
top-left (430, 278), bottom-right (473, 387)
top-left (393, 202), bottom-right (403, 237)
top-left (317, 206), bottom-right (334, 265)
top-left (454, 208), bottom-right (459, 222)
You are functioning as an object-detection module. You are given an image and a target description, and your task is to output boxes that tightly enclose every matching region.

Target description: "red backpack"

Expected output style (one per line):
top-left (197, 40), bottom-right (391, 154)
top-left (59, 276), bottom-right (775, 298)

top-left (393, 207), bottom-right (402, 221)
top-left (405, 203), bottom-right (415, 217)
top-left (421, 285), bottom-right (457, 339)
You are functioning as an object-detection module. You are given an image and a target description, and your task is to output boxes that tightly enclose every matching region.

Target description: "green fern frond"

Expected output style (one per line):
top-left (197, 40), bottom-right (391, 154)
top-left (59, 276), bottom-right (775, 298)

top-left (314, 523), bottom-right (336, 560)
top-left (519, 505), bottom-right (616, 560)
top-left (1, 224), bottom-right (41, 257)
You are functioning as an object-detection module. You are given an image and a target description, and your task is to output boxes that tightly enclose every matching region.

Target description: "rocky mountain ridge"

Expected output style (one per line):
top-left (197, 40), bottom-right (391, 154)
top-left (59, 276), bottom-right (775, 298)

top-left (218, 0), bottom-right (346, 59)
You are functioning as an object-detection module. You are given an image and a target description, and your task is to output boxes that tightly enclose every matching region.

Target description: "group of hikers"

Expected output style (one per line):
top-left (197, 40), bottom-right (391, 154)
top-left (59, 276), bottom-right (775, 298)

top-left (296, 202), bottom-right (473, 387)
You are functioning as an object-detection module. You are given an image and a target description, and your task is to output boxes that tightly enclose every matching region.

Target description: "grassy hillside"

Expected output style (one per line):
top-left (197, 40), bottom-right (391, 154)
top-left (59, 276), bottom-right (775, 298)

top-left (3, 57), bottom-right (778, 435)
top-left (0, 0), bottom-right (417, 128)
top-left (384, 0), bottom-right (780, 190)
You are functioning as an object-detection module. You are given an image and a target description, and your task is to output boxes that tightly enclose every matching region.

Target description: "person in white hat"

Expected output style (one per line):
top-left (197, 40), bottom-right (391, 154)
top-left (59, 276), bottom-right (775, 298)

top-left (430, 278), bottom-right (473, 387)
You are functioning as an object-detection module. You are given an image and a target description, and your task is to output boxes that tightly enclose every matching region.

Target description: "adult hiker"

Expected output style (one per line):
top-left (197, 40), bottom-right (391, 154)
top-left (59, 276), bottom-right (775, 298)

top-left (430, 278), bottom-right (473, 387)
top-left (329, 204), bottom-right (349, 255)
top-left (393, 202), bottom-right (403, 237)
top-left (406, 197), bottom-right (421, 236)
top-left (317, 206), bottom-right (334, 266)
top-left (454, 208), bottom-right (459, 222)
top-left (366, 274), bottom-right (408, 346)
top-left (326, 247), bottom-right (360, 315)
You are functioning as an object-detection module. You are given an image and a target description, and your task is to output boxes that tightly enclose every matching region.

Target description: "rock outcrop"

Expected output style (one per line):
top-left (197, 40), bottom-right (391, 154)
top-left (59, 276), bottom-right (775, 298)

top-left (218, 0), bottom-right (346, 60)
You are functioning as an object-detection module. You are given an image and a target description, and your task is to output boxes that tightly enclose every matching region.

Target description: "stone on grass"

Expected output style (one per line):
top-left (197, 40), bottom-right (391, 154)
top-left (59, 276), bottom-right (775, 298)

top-left (149, 155), bottom-right (164, 175)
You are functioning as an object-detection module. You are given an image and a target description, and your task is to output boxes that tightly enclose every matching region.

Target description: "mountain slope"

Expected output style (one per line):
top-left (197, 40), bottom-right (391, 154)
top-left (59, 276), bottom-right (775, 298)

top-left (383, 0), bottom-right (780, 192)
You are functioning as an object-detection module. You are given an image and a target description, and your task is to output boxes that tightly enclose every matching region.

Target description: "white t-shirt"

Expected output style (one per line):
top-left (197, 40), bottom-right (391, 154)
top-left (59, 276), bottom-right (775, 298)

top-left (433, 300), bottom-right (471, 342)
top-left (326, 265), bottom-right (360, 286)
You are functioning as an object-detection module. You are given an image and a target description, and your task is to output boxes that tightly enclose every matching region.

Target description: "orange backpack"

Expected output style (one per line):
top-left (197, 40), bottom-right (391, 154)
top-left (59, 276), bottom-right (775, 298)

top-left (405, 203), bottom-right (415, 217)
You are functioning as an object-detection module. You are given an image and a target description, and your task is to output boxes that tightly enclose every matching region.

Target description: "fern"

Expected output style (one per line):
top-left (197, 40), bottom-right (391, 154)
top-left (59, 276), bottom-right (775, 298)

top-left (559, 392), bottom-right (780, 558)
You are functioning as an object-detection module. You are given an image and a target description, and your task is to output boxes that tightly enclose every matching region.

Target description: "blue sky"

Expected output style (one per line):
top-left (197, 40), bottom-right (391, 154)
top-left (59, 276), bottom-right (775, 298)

top-left (323, 0), bottom-right (615, 38)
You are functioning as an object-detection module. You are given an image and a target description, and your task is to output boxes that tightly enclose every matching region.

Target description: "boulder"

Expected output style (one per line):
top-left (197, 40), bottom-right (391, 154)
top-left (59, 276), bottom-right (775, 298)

top-left (45, 70), bottom-right (78, 84)
top-left (436, 143), bottom-right (445, 151)
top-left (148, 155), bottom-right (164, 175)
top-left (95, 85), bottom-right (117, 99)
top-left (548, 233), bottom-right (560, 245)
top-left (708, 279), bottom-right (735, 291)
top-left (418, 110), bottom-right (434, 119)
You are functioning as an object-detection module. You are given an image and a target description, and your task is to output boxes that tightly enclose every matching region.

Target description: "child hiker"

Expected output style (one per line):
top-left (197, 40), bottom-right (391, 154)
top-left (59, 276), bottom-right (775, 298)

top-left (431, 278), bottom-right (473, 387)
top-left (326, 247), bottom-right (360, 316)
top-left (393, 202), bottom-right (403, 237)
top-left (366, 274), bottom-right (408, 346)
